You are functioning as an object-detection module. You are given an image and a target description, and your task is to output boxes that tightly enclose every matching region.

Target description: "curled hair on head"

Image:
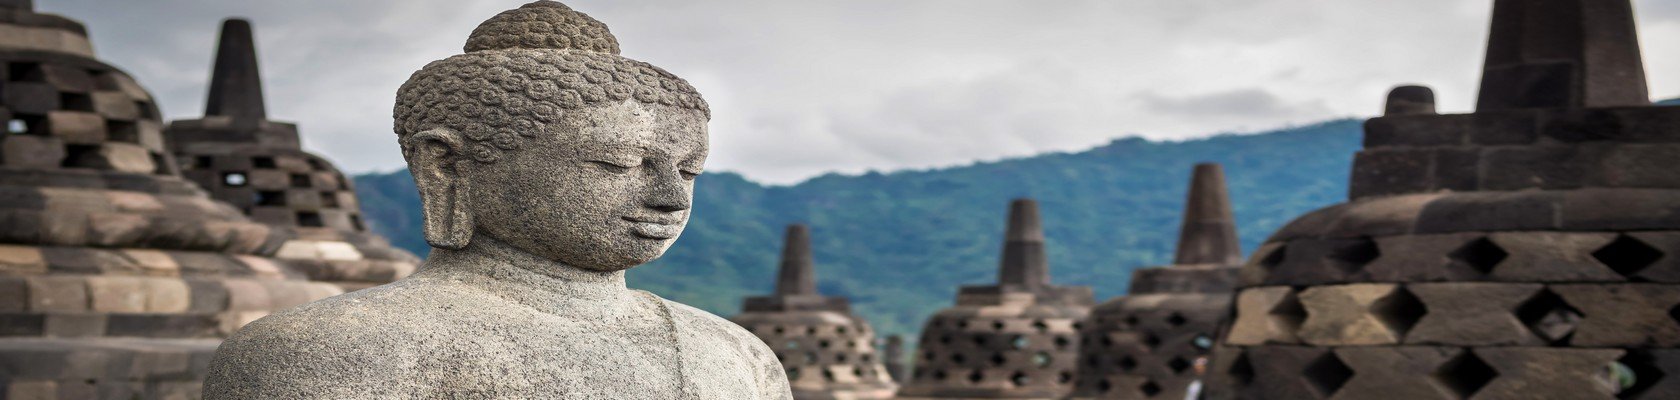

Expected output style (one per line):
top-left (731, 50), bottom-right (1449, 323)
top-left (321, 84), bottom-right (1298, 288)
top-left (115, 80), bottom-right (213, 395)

top-left (392, 0), bottom-right (709, 163)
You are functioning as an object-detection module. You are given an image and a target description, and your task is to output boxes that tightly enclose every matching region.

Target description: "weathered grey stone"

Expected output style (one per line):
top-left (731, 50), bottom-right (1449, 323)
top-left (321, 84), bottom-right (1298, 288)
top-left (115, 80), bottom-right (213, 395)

top-left (1404, 283), bottom-right (1544, 345)
top-left (1296, 284), bottom-right (1415, 346)
top-left (1486, 232), bottom-right (1621, 282)
top-left (1473, 347), bottom-right (1623, 400)
top-left (1550, 284), bottom-right (1680, 347)
top-left (1331, 347), bottom-right (1465, 400)
top-left (204, 2), bottom-right (790, 399)
top-left (1224, 287), bottom-right (1301, 345)
top-left (0, 134), bottom-right (66, 168)
top-left (1381, 85), bottom-right (1437, 117)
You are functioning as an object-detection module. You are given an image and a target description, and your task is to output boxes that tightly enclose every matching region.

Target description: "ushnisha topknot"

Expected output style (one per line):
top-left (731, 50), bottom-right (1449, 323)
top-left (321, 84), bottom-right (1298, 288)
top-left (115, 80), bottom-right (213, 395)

top-left (393, 0), bottom-right (708, 164)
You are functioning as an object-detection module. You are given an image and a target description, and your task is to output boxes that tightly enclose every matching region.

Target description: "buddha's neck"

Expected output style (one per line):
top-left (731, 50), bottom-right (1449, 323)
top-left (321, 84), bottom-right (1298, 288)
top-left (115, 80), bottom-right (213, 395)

top-left (419, 235), bottom-right (632, 309)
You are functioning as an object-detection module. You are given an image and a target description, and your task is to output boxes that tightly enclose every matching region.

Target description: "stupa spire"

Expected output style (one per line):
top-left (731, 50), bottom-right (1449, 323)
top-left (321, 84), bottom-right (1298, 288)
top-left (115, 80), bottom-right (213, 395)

top-left (773, 224), bottom-right (817, 296)
top-left (1475, 0), bottom-right (1648, 111)
top-left (205, 18), bottom-right (267, 120)
top-left (997, 198), bottom-right (1049, 287)
top-left (1173, 163), bottom-right (1242, 266)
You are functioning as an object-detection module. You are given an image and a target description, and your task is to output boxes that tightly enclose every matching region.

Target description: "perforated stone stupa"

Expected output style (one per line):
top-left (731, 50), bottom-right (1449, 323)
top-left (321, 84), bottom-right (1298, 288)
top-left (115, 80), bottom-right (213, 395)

top-left (0, 2), bottom-right (341, 398)
top-left (898, 199), bottom-right (1094, 399)
top-left (1069, 163), bottom-right (1241, 400)
top-left (165, 19), bottom-right (418, 290)
top-left (732, 224), bottom-right (897, 399)
top-left (1205, 1), bottom-right (1680, 398)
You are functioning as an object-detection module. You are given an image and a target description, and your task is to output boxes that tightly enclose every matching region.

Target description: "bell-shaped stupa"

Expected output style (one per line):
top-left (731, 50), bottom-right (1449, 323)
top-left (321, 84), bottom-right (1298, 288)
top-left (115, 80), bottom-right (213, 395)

top-left (165, 19), bottom-right (418, 290)
top-left (898, 199), bottom-right (1094, 399)
top-left (732, 224), bottom-right (897, 399)
top-left (1069, 163), bottom-right (1242, 399)
top-left (1205, 1), bottom-right (1680, 398)
top-left (0, 2), bottom-right (340, 398)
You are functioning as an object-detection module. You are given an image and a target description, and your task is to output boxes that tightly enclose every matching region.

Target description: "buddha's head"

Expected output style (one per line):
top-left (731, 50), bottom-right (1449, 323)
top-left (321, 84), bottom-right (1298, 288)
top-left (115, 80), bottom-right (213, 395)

top-left (393, 1), bottom-right (709, 272)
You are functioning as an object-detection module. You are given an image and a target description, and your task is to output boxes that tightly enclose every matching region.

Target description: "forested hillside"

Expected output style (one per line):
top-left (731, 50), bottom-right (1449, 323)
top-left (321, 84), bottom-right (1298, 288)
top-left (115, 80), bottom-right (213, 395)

top-left (353, 119), bottom-right (1365, 338)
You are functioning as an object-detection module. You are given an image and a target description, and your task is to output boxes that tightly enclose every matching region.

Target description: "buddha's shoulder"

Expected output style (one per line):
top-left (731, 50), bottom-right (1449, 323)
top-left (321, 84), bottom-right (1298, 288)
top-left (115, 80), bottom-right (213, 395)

top-left (652, 294), bottom-right (776, 356)
top-left (224, 277), bottom-right (502, 349)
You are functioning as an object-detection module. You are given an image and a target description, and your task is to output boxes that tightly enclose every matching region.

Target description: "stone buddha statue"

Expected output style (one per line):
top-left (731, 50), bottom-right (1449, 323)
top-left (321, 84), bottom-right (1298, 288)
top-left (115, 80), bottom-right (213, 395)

top-left (203, 2), bottom-right (792, 399)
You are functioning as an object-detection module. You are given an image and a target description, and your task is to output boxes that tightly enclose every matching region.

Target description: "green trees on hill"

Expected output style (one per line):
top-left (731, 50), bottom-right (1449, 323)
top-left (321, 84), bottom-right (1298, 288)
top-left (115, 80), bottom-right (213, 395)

top-left (353, 119), bottom-right (1365, 339)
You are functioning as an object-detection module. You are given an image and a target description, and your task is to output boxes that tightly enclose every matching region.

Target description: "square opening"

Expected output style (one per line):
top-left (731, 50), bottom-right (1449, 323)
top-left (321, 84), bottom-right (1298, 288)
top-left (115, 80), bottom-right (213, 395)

top-left (349, 214), bottom-right (365, 231)
top-left (106, 120), bottom-right (138, 143)
top-left (255, 190), bottom-right (286, 206)
top-left (252, 156), bottom-right (276, 169)
top-left (60, 145), bottom-right (98, 169)
top-left (296, 211), bottom-right (323, 227)
top-left (60, 92), bottom-right (94, 111)
top-left (7, 62), bottom-right (42, 82)
top-left (320, 191), bottom-right (340, 207)
top-left (193, 156), bottom-right (212, 169)
top-left (289, 173), bottom-right (311, 188)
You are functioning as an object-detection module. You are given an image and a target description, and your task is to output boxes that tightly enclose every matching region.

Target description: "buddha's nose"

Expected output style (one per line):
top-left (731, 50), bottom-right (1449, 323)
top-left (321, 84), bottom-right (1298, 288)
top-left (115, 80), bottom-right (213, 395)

top-left (643, 169), bottom-right (691, 213)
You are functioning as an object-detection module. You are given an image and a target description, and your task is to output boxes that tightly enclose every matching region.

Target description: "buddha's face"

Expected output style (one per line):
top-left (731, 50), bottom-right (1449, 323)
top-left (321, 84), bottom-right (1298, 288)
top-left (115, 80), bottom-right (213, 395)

top-left (467, 101), bottom-right (708, 271)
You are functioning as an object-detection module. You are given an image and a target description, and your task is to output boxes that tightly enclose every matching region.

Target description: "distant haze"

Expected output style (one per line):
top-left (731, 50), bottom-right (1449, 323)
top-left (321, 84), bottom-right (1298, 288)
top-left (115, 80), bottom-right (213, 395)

top-left (38, 0), bottom-right (1680, 184)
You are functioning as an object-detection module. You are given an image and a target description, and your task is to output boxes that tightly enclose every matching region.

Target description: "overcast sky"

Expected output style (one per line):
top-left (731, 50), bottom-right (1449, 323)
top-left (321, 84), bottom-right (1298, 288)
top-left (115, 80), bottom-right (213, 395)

top-left (36, 0), bottom-right (1680, 184)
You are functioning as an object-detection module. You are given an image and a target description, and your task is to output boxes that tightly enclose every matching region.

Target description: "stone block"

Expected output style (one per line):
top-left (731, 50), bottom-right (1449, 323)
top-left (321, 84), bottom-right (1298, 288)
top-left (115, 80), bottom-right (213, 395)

top-left (1473, 347), bottom-right (1622, 400)
top-left (1486, 232), bottom-right (1621, 282)
top-left (1619, 232), bottom-right (1680, 283)
top-left (1432, 147), bottom-right (1480, 191)
top-left (1362, 115), bottom-right (1467, 148)
top-left (76, 143), bottom-right (156, 173)
top-left (1224, 287), bottom-right (1302, 345)
top-left (0, 278), bottom-right (26, 312)
top-left (1296, 284), bottom-right (1416, 346)
top-left (90, 91), bottom-right (139, 120)
top-left (45, 111), bottom-right (106, 144)
top-left (247, 169), bottom-right (289, 189)
top-left (1416, 190), bottom-right (1563, 233)
top-left (1359, 233), bottom-right (1484, 282)
top-left (1332, 347), bottom-right (1464, 400)
top-left (2, 82), bottom-right (59, 114)
top-left (106, 314), bottom-right (219, 338)
top-left (86, 276), bottom-right (147, 313)
top-left (1, 134), bottom-right (66, 168)
top-left (145, 279), bottom-right (190, 313)
top-left (40, 64), bottom-right (94, 93)
top-left (1467, 110), bottom-right (1540, 145)
top-left (43, 313), bottom-right (107, 337)
top-left (184, 278), bottom-right (229, 313)
top-left (1560, 189), bottom-right (1680, 231)
top-left (1404, 283), bottom-right (1543, 345)
top-left (1611, 106), bottom-right (1680, 143)
top-left (1349, 149), bottom-right (1432, 198)
top-left (4, 380), bottom-right (57, 400)
top-left (222, 279), bottom-right (271, 311)
top-left (25, 275), bottom-right (87, 312)
top-left (0, 244), bottom-right (47, 275)
top-left (1244, 346), bottom-right (1342, 399)
top-left (1322, 194), bottom-right (1436, 239)
top-left (1551, 284), bottom-right (1680, 347)
top-left (1262, 238), bottom-right (1368, 286)
top-left (1603, 144), bottom-right (1680, 188)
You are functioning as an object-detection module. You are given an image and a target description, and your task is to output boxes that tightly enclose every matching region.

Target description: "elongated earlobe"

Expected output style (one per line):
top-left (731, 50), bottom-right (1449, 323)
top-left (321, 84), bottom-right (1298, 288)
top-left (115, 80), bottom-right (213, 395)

top-left (406, 128), bottom-right (474, 250)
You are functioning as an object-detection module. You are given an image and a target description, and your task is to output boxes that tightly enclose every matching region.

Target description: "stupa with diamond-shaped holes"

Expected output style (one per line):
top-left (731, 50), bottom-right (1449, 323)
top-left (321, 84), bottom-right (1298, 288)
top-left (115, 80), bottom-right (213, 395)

top-left (897, 199), bottom-right (1093, 399)
top-left (1068, 163), bottom-right (1242, 400)
top-left (731, 224), bottom-right (897, 400)
top-left (1204, 1), bottom-right (1680, 398)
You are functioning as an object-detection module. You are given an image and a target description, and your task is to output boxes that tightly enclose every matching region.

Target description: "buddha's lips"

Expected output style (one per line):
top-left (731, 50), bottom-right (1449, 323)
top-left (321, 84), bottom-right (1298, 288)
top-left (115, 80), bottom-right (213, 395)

top-left (623, 216), bottom-right (682, 239)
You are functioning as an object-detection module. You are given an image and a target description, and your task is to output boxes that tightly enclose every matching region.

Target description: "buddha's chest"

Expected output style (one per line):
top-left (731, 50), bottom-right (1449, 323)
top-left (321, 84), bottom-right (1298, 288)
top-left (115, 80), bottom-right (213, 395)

top-left (410, 319), bottom-right (766, 399)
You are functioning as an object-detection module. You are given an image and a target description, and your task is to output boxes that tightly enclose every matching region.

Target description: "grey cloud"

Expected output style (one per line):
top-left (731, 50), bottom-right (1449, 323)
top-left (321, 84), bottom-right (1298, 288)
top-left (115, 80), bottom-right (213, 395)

top-left (31, 0), bottom-right (1680, 184)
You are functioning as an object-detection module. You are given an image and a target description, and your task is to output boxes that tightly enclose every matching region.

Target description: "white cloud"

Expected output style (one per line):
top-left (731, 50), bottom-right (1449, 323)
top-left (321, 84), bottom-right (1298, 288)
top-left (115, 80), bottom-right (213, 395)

top-left (36, 0), bottom-right (1680, 184)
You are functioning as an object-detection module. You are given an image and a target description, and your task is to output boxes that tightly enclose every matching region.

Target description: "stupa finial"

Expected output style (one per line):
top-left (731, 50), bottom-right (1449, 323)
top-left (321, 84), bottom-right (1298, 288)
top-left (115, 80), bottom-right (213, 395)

top-left (773, 224), bottom-right (817, 296)
top-left (1475, 0), bottom-right (1649, 111)
top-left (1173, 163), bottom-right (1242, 265)
top-left (997, 198), bottom-right (1049, 287)
top-left (205, 18), bottom-right (267, 121)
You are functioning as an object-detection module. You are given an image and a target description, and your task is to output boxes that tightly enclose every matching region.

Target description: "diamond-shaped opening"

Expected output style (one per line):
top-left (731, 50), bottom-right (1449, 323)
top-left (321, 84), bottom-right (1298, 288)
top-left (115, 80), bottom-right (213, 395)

top-left (289, 173), bottom-right (312, 188)
top-left (60, 92), bottom-right (93, 111)
top-left (1141, 380), bottom-right (1163, 397)
top-left (972, 335), bottom-right (987, 346)
top-left (1167, 312), bottom-right (1188, 327)
top-left (967, 369), bottom-right (984, 383)
top-left (1259, 245), bottom-right (1287, 271)
top-left (1303, 353), bottom-right (1353, 398)
top-left (1328, 237), bottom-right (1381, 273)
top-left (1168, 357), bottom-right (1192, 375)
top-left (1054, 336), bottom-right (1070, 349)
top-left (1032, 352), bottom-right (1052, 367)
top-left (1119, 356), bottom-right (1138, 371)
top-left (951, 353), bottom-right (966, 364)
top-left (822, 369), bottom-right (835, 382)
top-left (297, 211), bottom-right (323, 227)
top-left (1433, 351), bottom-right (1497, 398)
top-left (1372, 287), bottom-right (1428, 338)
top-left (1142, 333), bottom-right (1162, 349)
top-left (932, 369), bottom-right (948, 380)
top-left (1514, 288), bottom-right (1582, 345)
top-left (1615, 350), bottom-right (1666, 399)
top-left (1032, 320), bottom-right (1049, 332)
top-left (1450, 237), bottom-right (1508, 276)
top-left (786, 367), bottom-right (801, 381)
top-left (1229, 352), bottom-right (1256, 387)
top-left (1124, 314), bottom-right (1140, 327)
top-left (1594, 235), bottom-right (1664, 280)
top-left (1097, 379), bottom-right (1113, 393)
top-left (992, 320), bottom-right (1007, 330)
top-left (804, 352), bottom-right (818, 364)
top-left (1011, 335), bottom-right (1029, 349)
top-left (1268, 290), bottom-right (1308, 333)
top-left (252, 156), bottom-right (277, 168)
top-left (992, 352), bottom-right (1007, 366)
top-left (321, 191), bottom-right (340, 208)
top-left (1010, 371), bottom-right (1030, 386)
top-left (1058, 371), bottom-right (1072, 384)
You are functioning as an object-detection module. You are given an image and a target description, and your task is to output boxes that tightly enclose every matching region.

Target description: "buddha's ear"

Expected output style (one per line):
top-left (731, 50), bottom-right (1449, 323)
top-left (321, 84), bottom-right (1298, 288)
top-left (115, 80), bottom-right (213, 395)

top-left (405, 128), bottom-right (474, 250)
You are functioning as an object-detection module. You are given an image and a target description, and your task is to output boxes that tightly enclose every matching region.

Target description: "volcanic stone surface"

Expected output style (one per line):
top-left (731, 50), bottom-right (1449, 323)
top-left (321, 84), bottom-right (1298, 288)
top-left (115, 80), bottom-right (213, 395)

top-left (1205, 1), bottom-right (1680, 398)
top-left (165, 18), bottom-right (418, 291)
top-left (732, 224), bottom-right (897, 399)
top-left (202, 2), bottom-right (791, 399)
top-left (0, 3), bottom-right (342, 399)
top-left (1068, 163), bottom-right (1241, 400)
top-left (897, 199), bottom-right (1094, 399)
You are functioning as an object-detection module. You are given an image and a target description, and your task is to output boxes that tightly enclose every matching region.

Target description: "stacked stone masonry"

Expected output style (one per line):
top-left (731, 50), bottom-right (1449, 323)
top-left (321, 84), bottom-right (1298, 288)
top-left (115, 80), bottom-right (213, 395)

top-left (899, 199), bottom-right (1094, 399)
top-left (0, 4), bottom-right (342, 399)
